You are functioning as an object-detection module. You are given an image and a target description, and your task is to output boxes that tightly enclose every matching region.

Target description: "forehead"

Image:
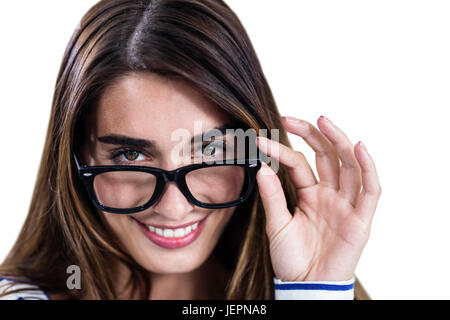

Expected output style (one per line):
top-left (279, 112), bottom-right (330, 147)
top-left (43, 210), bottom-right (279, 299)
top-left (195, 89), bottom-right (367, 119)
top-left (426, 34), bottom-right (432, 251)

top-left (94, 72), bottom-right (232, 140)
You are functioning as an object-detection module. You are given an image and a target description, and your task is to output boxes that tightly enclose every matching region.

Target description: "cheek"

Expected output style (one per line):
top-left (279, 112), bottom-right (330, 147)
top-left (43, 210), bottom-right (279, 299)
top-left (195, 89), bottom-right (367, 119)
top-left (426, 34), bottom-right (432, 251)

top-left (201, 209), bottom-right (235, 244)
top-left (101, 212), bottom-right (134, 243)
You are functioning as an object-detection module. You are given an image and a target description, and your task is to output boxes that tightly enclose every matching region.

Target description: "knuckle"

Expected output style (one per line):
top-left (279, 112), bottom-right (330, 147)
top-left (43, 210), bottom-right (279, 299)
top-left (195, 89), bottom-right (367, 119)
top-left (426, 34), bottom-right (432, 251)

top-left (375, 184), bottom-right (382, 196)
top-left (294, 151), bottom-right (306, 164)
top-left (298, 119), bottom-right (311, 128)
top-left (341, 161), bottom-right (357, 170)
top-left (300, 120), bottom-right (313, 136)
top-left (317, 148), bottom-right (333, 158)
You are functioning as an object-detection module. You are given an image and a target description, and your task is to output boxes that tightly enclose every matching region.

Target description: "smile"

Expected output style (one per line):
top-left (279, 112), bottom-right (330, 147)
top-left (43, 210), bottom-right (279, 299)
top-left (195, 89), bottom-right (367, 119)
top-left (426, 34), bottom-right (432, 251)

top-left (132, 216), bottom-right (208, 249)
top-left (147, 221), bottom-right (199, 238)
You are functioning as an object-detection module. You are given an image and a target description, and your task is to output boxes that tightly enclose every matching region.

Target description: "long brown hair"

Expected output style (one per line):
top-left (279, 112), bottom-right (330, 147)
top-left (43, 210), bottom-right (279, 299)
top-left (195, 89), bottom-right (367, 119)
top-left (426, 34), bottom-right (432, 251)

top-left (0, 0), bottom-right (369, 299)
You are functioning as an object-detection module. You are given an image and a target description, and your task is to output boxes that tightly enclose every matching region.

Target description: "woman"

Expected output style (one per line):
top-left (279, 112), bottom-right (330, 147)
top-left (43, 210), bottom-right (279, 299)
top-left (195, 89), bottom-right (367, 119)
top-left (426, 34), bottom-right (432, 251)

top-left (0, 0), bottom-right (380, 300)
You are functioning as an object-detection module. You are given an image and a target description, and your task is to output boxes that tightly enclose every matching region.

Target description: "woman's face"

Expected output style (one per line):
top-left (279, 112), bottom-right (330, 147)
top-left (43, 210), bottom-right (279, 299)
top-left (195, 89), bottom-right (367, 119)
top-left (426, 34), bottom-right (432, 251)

top-left (81, 72), bottom-right (238, 274)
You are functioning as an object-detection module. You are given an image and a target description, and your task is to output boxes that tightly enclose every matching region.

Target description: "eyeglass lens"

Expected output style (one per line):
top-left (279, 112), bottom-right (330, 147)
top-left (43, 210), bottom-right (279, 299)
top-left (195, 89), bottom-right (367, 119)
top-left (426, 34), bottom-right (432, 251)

top-left (93, 165), bottom-right (246, 209)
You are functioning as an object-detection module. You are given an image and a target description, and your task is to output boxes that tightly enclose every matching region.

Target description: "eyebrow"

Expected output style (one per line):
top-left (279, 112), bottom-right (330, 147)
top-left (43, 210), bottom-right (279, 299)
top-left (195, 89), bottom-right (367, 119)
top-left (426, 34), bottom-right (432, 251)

top-left (97, 123), bottom-right (238, 150)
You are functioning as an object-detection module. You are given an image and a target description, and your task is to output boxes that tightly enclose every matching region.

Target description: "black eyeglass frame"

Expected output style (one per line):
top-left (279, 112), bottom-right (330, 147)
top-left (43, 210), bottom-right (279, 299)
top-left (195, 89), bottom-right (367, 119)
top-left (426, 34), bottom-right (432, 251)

top-left (73, 153), bottom-right (262, 214)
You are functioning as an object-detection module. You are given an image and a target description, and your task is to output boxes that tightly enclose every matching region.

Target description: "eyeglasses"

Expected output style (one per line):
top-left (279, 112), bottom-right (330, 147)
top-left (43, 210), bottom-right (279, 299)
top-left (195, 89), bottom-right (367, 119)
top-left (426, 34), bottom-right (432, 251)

top-left (73, 153), bottom-right (262, 214)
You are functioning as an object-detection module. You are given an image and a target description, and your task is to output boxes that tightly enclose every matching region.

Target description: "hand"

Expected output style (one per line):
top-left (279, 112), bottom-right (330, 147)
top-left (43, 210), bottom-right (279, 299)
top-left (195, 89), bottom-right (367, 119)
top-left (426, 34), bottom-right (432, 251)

top-left (255, 115), bottom-right (381, 282)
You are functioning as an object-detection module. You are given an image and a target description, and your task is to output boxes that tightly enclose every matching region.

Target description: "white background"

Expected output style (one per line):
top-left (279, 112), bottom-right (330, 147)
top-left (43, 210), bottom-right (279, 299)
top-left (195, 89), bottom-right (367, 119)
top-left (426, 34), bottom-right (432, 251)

top-left (1, 1), bottom-right (449, 299)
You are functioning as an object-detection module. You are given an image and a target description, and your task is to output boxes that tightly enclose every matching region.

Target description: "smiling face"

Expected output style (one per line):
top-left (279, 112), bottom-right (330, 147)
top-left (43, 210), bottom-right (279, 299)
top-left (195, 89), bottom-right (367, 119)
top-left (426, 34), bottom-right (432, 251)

top-left (80, 72), bottom-right (239, 274)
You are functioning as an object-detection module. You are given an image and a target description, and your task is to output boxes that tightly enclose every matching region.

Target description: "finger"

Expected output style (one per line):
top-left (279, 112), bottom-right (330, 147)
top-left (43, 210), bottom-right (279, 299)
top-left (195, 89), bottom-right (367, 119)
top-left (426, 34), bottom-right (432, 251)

top-left (256, 161), bottom-right (293, 238)
top-left (256, 135), bottom-right (318, 189)
top-left (316, 116), bottom-right (362, 206)
top-left (354, 142), bottom-right (382, 222)
top-left (282, 116), bottom-right (340, 190)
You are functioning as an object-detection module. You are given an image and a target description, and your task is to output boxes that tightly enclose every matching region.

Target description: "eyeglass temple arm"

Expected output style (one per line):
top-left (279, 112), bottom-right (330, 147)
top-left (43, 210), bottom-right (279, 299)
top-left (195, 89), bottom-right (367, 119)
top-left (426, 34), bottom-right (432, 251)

top-left (73, 152), bottom-right (83, 169)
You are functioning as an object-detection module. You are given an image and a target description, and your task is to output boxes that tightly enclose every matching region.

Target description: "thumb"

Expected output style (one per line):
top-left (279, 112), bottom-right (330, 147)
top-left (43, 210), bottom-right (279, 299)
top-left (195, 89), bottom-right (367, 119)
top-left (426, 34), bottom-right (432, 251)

top-left (256, 161), bottom-right (292, 238)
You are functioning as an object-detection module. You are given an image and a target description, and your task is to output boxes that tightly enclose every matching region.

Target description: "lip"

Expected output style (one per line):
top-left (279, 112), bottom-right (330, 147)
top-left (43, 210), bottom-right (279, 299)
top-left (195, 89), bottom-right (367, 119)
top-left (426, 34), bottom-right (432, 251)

top-left (133, 216), bottom-right (208, 249)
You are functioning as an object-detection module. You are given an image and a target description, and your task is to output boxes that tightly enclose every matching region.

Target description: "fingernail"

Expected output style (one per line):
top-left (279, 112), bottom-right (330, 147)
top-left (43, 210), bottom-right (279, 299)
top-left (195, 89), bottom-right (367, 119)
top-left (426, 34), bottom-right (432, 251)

top-left (259, 161), bottom-right (275, 176)
top-left (256, 136), bottom-right (266, 142)
top-left (358, 141), bottom-right (367, 151)
top-left (256, 136), bottom-right (268, 146)
top-left (319, 115), bottom-right (333, 124)
top-left (283, 116), bottom-right (299, 123)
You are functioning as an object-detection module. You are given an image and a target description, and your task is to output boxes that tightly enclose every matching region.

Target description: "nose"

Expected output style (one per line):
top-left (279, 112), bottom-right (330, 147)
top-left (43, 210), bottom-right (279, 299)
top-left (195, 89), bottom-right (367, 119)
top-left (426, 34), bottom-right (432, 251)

top-left (151, 179), bottom-right (195, 221)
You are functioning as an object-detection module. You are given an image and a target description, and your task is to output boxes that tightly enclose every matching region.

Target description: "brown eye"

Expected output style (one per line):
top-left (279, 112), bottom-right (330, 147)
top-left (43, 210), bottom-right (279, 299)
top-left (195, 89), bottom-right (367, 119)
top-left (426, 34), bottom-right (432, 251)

top-left (124, 150), bottom-right (139, 161)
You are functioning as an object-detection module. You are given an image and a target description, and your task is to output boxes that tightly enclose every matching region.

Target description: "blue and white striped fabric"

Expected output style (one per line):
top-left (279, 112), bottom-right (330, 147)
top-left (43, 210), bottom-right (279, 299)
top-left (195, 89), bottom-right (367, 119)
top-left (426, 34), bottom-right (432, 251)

top-left (2, 276), bottom-right (354, 300)
top-left (0, 277), bottom-right (50, 300)
top-left (273, 276), bottom-right (355, 300)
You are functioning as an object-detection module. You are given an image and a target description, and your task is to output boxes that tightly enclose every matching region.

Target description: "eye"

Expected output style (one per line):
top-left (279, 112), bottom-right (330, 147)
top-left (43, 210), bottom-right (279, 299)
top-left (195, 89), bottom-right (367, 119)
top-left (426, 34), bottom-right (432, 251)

top-left (110, 149), bottom-right (146, 163)
top-left (200, 141), bottom-right (225, 157)
top-left (122, 150), bottom-right (141, 161)
top-left (203, 144), bottom-right (216, 156)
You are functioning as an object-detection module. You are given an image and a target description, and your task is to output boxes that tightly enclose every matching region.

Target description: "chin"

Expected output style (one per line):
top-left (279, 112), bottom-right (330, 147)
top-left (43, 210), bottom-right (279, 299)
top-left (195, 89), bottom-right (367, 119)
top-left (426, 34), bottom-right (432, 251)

top-left (136, 249), bottom-right (210, 274)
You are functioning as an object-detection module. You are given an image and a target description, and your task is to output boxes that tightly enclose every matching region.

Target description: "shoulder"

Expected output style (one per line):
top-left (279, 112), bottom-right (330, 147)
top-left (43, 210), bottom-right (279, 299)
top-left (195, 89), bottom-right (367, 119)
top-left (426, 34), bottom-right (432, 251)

top-left (0, 277), bottom-right (50, 300)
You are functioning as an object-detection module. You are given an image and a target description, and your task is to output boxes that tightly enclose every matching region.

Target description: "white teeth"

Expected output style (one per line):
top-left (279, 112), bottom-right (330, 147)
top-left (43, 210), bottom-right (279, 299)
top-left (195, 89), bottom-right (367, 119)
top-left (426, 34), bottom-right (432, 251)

top-left (174, 228), bottom-right (185, 237)
top-left (163, 229), bottom-right (174, 238)
top-left (147, 221), bottom-right (200, 238)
